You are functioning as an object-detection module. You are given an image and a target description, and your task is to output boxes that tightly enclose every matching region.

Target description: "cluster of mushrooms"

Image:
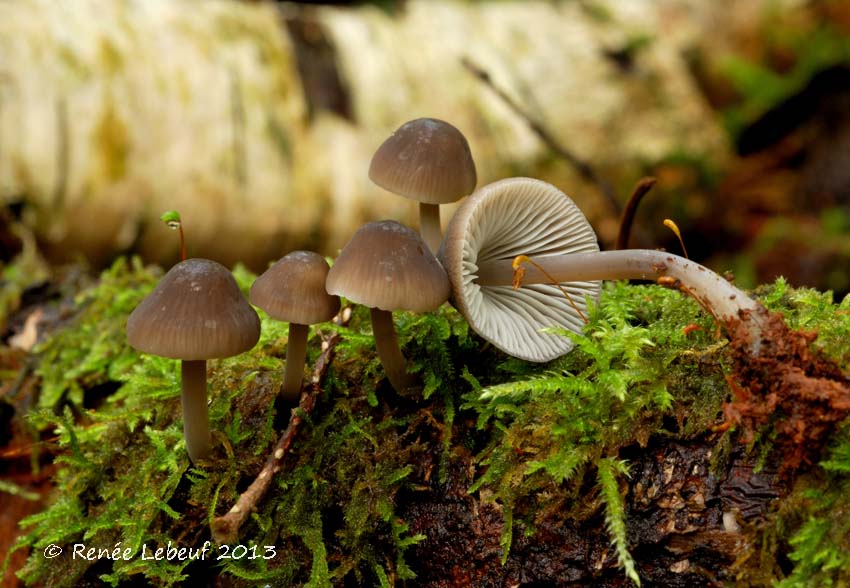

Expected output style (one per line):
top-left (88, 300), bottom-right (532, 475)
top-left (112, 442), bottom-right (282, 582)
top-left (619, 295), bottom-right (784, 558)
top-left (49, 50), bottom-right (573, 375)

top-left (127, 117), bottom-right (767, 463)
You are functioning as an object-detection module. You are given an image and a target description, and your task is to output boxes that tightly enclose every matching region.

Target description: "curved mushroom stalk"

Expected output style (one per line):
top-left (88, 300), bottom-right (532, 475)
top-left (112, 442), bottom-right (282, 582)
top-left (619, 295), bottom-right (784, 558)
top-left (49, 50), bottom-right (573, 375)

top-left (419, 202), bottom-right (444, 254)
top-left (477, 250), bottom-right (768, 341)
top-left (439, 177), bottom-right (769, 361)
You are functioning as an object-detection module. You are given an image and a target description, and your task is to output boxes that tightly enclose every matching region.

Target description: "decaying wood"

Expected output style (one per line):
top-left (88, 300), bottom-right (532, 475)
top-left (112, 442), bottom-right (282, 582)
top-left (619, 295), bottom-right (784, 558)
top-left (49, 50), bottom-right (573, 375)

top-left (401, 433), bottom-right (782, 588)
top-left (0, 0), bottom-right (735, 268)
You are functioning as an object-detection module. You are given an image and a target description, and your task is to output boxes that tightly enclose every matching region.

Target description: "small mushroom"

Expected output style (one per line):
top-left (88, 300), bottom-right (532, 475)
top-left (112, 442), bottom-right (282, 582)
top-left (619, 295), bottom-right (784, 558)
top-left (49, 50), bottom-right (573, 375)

top-left (369, 117), bottom-right (477, 254)
top-left (326, 220), bottom-right (450, 393)
top-left (439, 177), bottom-right (768, 361)
top-left (127, 258), bottom-right (260, 462)
top-left (249, 251), bottom-right (340, 404)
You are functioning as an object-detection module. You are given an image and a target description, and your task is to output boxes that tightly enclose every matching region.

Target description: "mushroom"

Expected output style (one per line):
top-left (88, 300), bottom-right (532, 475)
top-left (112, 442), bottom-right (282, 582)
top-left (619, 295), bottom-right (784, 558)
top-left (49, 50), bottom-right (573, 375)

top-left (369, 117), bottom-right (477, 254)
top-left (249, 251), bottom-right (340, 404)
top-left (437, 177), bottom-right (601, 362)
top-left (127, 258), bottom-right (260, 462)
top-left (326, 220), bottom-right (450, 393)
top-left (438, 177), bottom-right (768, 361)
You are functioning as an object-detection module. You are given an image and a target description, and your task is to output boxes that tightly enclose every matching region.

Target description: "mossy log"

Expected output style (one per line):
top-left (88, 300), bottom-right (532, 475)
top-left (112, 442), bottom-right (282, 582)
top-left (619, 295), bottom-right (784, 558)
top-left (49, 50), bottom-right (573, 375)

top-left (1, 257), bottom-right (849, 587)
top-left (0, 0), bottom-right (736, 268)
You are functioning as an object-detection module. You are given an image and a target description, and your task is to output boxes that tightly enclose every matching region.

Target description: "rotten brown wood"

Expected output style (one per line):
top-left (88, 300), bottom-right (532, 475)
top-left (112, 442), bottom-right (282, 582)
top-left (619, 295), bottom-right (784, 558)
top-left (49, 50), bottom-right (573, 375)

top-left (210, 329), bottom-right (342, 544)
top-left (725, 311), bottom-right (850, 473)
top-left (401, 436), bottom-right (784, 588)
top-left (0, 345), bottom-right (58, 588)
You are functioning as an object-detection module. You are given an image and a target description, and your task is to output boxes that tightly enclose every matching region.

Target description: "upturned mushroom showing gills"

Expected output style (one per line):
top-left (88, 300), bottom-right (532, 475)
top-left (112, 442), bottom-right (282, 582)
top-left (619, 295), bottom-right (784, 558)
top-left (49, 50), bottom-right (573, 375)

top-left (439, 177), bottom-right (768, 361)
top-left (438, 177), bottom-right (601, 362)
top-left (250, 251), bottom-right (340, 404)
top-left (326, 220), bottom-right (450, 393)
top-left (369, 117), bottom-right (477, 254)
top-left (127, 258), bottom-right (260, 462)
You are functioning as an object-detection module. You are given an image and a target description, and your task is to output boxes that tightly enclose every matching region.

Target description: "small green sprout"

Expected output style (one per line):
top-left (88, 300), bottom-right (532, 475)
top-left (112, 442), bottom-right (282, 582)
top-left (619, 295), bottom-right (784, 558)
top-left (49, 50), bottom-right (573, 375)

top-left (160, 210), bottom-right (186, 261)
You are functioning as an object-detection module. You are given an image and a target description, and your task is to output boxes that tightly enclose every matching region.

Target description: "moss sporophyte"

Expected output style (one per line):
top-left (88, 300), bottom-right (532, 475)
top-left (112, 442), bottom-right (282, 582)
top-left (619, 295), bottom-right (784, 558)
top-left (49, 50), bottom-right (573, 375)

top-left (159, 210), bottom-right (186, 262)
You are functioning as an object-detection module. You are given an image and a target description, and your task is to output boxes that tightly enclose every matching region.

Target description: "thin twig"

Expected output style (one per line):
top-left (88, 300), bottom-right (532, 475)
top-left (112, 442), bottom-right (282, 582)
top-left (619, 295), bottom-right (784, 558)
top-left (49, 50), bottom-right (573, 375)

top-left (615, 176), bottom-right (656, 250)
top-left (210, 330), bottom-right (341, 544)
top-left (461, 56), bottom-right (621, 217)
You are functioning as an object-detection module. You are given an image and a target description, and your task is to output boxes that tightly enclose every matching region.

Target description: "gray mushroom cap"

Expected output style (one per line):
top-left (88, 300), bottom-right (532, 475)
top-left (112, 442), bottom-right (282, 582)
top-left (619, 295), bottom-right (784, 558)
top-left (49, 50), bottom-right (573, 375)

top-left (127, 258), bottom-right (260, 360)
top-left (368, 118), bottom-right (477, 205)
top-left (438, 177), bottom-right (600, 362)
top-left (326, 220), bottom-right (450, 313)
top-left (250, 251), bottom-right (340, 325)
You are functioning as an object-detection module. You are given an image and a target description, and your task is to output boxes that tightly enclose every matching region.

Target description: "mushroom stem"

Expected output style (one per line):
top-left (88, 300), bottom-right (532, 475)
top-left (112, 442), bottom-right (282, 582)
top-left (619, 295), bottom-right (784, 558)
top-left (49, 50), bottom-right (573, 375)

top-left (477, 249), bottom-right (767, 332)
top-left (419, 202), bottom-right (443, 254)
top-left (370, 307), bottom-right (415, 393)
top-left (282, 322), bottom-right (309, 404)
top-left (181, 359), bottom-right (211, 462)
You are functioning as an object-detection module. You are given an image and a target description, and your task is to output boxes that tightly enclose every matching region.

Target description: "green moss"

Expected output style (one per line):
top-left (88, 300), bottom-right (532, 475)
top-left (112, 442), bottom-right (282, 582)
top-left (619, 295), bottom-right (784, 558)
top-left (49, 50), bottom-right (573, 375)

top-left (755, 277), bottom-right (850, 366)
top-left (765, 422), bottom-right (850, 588)
top-left (34, 257), bottom-right (158, 411)
top-left (463, 281), bottom-right (727, 583)
top-left (5, 261), bottom-right (850, 587)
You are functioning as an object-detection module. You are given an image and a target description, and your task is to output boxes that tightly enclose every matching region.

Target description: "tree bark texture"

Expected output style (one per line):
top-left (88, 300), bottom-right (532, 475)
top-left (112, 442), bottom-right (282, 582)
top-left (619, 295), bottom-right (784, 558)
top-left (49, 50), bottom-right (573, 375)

top-left (0, 0), bottom-right (733, 268)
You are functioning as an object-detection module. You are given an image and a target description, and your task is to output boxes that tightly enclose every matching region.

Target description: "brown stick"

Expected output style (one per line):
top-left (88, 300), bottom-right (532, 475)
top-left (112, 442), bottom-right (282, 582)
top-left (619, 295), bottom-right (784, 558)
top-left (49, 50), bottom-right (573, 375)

top-left (210, 331), bottom-right (341, 544)
top-left (461, 56), bottom-right (621, 217)
top-left (615, 176), bottom-right (656, 250)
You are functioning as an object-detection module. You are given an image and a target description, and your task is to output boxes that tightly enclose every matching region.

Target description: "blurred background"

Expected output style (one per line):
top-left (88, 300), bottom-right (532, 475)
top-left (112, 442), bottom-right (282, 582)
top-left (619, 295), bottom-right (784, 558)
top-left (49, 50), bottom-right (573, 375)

top-left (1, 0), bottom-right (849, 296)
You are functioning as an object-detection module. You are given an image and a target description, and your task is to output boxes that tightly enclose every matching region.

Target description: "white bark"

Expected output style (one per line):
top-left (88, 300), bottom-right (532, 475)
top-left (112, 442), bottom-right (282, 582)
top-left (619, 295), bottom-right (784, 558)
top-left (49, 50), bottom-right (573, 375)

top-left (0, 0), bottom-right (747, 266)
